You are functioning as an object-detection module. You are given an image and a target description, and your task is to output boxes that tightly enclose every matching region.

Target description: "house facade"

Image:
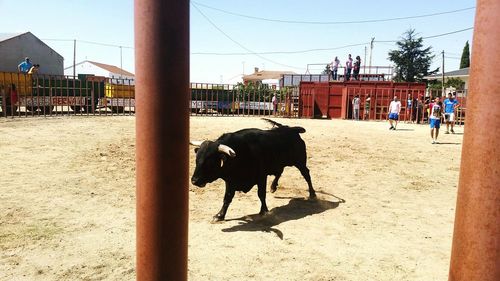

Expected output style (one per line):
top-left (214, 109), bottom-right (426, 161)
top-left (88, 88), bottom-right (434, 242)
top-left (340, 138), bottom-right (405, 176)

top-left (425, 67), bottom-right (470, 90)
top-left (0, 32), bottom-right (64, 75)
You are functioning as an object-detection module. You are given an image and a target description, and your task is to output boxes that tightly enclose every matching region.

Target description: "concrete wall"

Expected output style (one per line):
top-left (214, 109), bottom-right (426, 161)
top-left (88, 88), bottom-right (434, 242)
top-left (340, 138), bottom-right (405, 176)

top-left (0, 32), bottom-right (64, 75)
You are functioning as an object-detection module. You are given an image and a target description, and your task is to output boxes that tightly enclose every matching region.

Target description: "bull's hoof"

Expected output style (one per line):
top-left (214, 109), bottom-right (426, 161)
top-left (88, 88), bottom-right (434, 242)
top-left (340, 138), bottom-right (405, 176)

top-left (270, 186), bottom-right (277, 193)
top-left (309, 192), bottom-right (317, 199)
top-left (211, 215), bottom-right (225, 223)
top-left (259, 209), bottom-right (269, 216)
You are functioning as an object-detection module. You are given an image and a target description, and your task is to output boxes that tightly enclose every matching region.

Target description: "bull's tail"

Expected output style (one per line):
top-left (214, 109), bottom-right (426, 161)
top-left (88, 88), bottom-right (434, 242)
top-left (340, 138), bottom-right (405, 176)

top-left (262, 118), bottom-right (306, 134)
top-left (262, 118), bottom-right (283, 128)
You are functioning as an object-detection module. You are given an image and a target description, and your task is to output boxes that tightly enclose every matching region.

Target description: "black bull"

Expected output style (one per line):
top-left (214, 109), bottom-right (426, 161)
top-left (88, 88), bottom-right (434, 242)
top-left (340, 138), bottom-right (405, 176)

top-left (190, 118), bottom-right (316, 221)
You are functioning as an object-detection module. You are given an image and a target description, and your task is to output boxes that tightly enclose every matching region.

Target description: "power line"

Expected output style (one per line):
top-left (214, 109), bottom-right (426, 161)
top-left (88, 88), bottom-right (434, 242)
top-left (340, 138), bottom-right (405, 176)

top-left (192, 27), bottom-right (473, 56)
top-left (192, 42), bottom-right (369, 55)
top-left (192, 1), bottom-right (475, 25)
top-left (422, 27), bottom-right (473, 39)
top-left (42, 26), bottom-right (473, 60)
top-left (42, 38), bottom-right (133, 49)
top-left (191, 2), bottom-right (303, 70)
top-left (78, 39), bottom-right (133, 49)
top-left (43, 25), bottom-right (472, 57)
top-left (374, 27), bottom-right (473, 43)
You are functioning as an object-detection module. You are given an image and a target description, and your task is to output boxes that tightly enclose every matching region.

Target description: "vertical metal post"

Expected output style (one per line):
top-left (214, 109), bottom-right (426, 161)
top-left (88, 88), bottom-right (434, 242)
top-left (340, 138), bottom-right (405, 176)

top-left (442, 50), bottom-right (445, 96)
top-left (369, 37), bottom-right (374, 74)
top-left (448, 0), bottom-right (500, 280)
top-left (135, 0), bottom-right (189, 280)
top-left (120, 46), bottom-right (123, 78)
top-left (73, 40), bottom-right (76, 78)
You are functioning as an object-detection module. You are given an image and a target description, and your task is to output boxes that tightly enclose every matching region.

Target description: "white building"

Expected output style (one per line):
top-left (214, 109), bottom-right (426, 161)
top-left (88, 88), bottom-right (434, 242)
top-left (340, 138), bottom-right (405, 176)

top-left (64, 60), bottom-right (135, 83)
top-left (425, 67), bottom-right (470, 90)
top-left (0, 32), bottom-right (64, 75)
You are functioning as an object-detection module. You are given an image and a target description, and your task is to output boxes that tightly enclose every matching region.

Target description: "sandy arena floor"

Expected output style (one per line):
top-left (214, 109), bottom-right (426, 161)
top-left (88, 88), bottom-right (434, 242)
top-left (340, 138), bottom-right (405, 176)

top-left (0, 116), bottom-right (463, 280)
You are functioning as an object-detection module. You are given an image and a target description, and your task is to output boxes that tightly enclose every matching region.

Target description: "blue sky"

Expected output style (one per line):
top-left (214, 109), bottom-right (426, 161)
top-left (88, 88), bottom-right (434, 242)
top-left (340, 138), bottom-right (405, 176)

top-left (0, 0), bottom-right (475, 84)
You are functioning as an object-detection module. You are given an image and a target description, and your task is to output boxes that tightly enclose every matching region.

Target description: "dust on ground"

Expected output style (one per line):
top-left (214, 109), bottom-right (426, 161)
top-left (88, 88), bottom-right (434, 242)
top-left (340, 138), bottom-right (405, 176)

top-left (0, 116), bottom-right (462, 280)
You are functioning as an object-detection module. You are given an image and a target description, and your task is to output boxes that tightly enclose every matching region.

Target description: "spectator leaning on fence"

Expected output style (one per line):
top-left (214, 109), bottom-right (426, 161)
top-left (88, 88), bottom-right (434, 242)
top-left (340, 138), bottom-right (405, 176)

top-left (28, 64), bottom-right (40, 75)
top-left (443, 92), bottom-right (459, 134)
top-left (17, 57), bottom-right (32, 73)
top-left (388, 96), bottom-right (401, 130)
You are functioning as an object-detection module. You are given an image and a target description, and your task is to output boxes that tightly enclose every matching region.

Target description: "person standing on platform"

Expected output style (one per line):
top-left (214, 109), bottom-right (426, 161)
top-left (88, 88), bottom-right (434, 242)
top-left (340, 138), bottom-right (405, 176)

top-left (345, 54), bottom-right (353, 81)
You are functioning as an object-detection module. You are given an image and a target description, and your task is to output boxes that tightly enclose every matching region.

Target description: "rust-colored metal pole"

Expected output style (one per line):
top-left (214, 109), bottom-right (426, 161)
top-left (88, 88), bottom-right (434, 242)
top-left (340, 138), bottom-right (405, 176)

top-left (135, 0), bottom-right (189, 280)
top-left (448, 0), bottom-right (500, 280)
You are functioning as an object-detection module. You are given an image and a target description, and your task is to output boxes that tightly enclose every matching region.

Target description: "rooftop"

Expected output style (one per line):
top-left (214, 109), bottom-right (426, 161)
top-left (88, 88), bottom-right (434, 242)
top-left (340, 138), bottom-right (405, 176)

top-left (243, 68), bottom-right (296, 82)
top-left (65, 60), bottom-right (135, 77)
top-left (426, 67), bottom-right (469, 79)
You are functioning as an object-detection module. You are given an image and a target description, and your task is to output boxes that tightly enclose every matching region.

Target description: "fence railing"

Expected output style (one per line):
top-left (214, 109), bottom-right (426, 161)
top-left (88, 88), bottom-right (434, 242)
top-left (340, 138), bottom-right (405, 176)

top-left (189, 83), bottom-right (298, 118)
top-left (1, 73), bottom-right (467, 125)
top-left (1, 72), bottom-right (135, 118)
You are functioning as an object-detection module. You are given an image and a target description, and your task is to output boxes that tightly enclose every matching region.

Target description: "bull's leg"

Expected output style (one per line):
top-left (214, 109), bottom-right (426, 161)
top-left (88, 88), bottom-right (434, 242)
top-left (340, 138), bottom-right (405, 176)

top-left (257, 178), bottom-right (269, 215)
top-left (296, 164), bottom-right (317, 199)
top-left (213, 184), bottom-right (235, 222)
top-left (270, 169), bottom-right (283, 193)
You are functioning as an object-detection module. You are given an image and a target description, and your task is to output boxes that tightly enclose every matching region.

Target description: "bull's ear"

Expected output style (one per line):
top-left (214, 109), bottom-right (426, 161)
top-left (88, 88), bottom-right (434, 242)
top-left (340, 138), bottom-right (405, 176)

top-left (194, 147), bottom-right (199, 154)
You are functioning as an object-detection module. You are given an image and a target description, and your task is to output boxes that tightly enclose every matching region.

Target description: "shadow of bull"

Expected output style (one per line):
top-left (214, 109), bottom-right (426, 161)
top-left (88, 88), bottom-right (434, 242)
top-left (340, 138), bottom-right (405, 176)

top-left (222, 196), bottom-right (344, 239)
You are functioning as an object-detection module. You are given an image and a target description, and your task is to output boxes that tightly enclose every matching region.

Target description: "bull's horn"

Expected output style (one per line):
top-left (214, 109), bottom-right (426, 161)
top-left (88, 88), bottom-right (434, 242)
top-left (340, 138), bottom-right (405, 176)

top-left (189, 141), bottom-right (203, 147)
top-left (218, 144), bottom-right (236, 157)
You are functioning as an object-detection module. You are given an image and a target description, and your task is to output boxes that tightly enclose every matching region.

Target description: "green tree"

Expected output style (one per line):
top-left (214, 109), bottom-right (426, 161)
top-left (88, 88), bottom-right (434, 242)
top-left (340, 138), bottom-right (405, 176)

top-left (388, 29), bottom-right (439, 82)
top-left (445, 77), bottom-right (465, 90)
top-left (322, 64), bottom-right (331, 75)
top-left (460, 41), bottom-right (470, 69)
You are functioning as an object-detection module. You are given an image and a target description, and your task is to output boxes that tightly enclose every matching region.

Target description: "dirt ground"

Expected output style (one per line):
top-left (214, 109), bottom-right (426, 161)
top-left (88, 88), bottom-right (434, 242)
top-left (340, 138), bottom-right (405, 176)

top-left (0, 115), bottom-right (463, 281)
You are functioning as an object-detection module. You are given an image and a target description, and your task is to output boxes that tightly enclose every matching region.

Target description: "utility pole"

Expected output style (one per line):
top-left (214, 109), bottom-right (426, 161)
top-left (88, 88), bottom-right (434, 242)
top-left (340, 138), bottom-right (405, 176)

top-left (119, 46), bottom-right (123, 79)
top-left (442, 50), bottom-right (445, 96)
top-left (73, 39), bottom-right (76, 78)
top-left (364, 46), bottom-right (367, 74)
top-left (369, 37), bottom-right (375, 74)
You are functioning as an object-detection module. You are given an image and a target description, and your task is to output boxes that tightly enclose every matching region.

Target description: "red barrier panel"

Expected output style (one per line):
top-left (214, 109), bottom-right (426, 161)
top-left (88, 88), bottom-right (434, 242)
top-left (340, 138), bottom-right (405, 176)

top-left (299, 81), bottom-right (426, 120)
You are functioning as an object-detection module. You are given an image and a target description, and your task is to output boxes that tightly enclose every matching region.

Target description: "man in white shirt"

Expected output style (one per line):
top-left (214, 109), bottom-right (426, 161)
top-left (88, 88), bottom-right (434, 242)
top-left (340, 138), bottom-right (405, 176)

top-left (331, 56), bottom-right (340, 80)
top-left (429, 96), bottom-right (443, 144)
top-left (388, 96), bottom-right (401, 130)
top-left (345, 54), bottom-right (353, 81)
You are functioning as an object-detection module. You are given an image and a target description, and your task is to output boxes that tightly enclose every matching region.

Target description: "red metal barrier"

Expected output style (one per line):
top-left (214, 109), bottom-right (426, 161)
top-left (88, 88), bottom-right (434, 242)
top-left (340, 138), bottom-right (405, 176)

top-left (298, 81), bottom-right (426, 120)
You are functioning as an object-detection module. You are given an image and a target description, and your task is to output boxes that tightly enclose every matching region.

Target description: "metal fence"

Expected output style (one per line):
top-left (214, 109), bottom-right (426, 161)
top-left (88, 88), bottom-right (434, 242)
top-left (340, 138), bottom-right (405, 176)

top-left (344, 88), bottom-right (467, 125)
top-left (189, 83), bottom-right (298, 118)
top-left (1, 72), bottom-right (467, 124)
top-left (1, 72), bottom-right (135, 117)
